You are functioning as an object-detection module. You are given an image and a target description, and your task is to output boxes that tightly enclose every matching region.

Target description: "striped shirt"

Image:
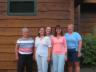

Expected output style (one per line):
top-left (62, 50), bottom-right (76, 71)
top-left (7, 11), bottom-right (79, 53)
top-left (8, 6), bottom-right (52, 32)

top-left (16, 37), bottom-right (34, 54)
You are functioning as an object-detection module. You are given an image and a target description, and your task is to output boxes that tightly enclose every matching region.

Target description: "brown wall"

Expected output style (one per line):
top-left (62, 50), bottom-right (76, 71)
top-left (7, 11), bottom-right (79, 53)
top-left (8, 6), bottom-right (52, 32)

top-left (0, 0), bottom-right (74, 72)
top-left (80, 13), bottom-right (96, 34)
top-left (74, 5), bottom-right (80, 31)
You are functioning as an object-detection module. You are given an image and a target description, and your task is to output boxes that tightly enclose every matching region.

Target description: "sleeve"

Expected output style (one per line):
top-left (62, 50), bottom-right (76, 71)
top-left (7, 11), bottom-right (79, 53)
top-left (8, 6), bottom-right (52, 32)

top-left (32, 39), bottom-right (35, 48)
top-left (32, 39), bottom-right (35, 44)
top-left (35, 37), bottom-right (37, 48)
top-left (64, 33), bottom-right (67, 38)
top-left (16, 39), bottom-right (20, 45)
top-left (47, 37), bottom-right (52, 48)
top-left (51, 36), bottom-right (54, 47)
top-left (76, 32), bottom-right (82, 41)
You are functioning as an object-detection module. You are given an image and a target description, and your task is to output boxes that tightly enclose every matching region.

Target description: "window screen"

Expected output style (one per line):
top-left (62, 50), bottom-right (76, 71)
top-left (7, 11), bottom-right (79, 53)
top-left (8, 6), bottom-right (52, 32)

top-left (8, 0), bottom-right (36, 16)
top-left (81, 3), bottom-right (96, 13)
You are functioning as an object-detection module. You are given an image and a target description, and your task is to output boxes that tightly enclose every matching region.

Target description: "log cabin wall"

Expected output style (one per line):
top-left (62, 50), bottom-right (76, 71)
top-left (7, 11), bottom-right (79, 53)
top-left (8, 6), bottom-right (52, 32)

top-left (74, 0), bottom-right (82, 32)
top-left (74, 5), bottom-right (80, 32)
top-left (80, 3), bottom-right (96, 34)
top-left (80, 13), bottom-right (96, 34)
top-left (0, 0), bottom-right (74, 72)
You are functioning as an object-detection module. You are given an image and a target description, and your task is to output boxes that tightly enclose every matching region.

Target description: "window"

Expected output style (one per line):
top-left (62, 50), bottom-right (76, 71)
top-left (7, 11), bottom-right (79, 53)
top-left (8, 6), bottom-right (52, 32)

top-left (8, 0), bottom-right (37, 16)
top-left (81, 3), bottom-right (96, 13)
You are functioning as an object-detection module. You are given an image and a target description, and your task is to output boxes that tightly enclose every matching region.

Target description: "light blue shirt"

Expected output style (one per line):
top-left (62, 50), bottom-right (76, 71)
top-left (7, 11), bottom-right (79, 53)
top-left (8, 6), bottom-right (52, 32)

top-left (35, 36), bottom-right (52, 57)
top-left (65, 32), bottom-right (82, 50)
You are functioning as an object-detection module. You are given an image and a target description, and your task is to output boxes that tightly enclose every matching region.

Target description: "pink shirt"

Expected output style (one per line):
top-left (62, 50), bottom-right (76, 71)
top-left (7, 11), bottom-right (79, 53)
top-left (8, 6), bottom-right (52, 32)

top-left (51, 36), bottom-right (67, 54)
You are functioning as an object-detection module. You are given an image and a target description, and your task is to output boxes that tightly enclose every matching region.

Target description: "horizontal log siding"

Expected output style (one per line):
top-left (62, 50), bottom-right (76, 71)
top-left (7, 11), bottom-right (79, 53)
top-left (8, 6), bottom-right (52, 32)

top-left (0, 0), bottom-right (74, 71)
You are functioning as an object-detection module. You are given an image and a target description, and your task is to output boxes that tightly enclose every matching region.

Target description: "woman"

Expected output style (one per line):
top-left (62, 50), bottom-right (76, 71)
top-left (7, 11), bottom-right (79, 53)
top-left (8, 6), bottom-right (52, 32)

top-left (52, 25), bottom-right (67, 72)
top-left (46, 26), bottom-right (52, 37)
top-left (35, 27), bottom-right (52, 72)
top-left (65, 24), bottom-right (82, 72)
top-left (46, 26), bottom-right (53, 72)
top-left (15, 28), bottom-right (34, 72)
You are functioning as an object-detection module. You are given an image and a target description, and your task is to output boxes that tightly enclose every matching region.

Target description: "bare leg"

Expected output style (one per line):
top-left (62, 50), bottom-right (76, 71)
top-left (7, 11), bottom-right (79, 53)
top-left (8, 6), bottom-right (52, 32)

top-left (68, 61), bottom-right (73, 72)
top-left (74, 62), bottom-right (80, 72)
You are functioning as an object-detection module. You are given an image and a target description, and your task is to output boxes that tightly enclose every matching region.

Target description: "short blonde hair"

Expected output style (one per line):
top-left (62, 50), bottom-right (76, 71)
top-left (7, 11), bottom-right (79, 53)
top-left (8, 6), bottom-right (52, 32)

top-left (68, 24), bottom-right (74, 28)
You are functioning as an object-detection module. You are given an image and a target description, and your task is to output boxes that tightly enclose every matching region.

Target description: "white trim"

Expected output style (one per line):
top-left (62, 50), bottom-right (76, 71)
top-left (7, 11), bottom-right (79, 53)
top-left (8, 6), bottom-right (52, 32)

top-left (19, 51), bottom-right (32, 54)
top-left (17, 40), bottom-right (34, 43)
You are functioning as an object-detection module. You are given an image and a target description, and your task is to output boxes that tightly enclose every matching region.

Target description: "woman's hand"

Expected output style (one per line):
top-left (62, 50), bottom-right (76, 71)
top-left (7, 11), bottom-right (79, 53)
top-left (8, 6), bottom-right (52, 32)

top-left (78, 51), bottom-right (82, 57)
top-left (65, 54), bottom-right (67, 61)
top-left (47, 56), bottom-right (51, 62)
top-left (33, 54), bottom-right (36, 61)
top-left (16, 55), bottom-right (19, 61)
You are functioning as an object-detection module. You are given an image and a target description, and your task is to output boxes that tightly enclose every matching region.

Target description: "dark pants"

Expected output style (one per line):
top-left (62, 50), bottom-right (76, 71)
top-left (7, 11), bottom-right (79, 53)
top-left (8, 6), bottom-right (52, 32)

top-left (68, 49), bottom-right (79, 62)
top-left (48, 62), bottom-right (51, 72)
top-left (17, 54), bottom-right (33, 72)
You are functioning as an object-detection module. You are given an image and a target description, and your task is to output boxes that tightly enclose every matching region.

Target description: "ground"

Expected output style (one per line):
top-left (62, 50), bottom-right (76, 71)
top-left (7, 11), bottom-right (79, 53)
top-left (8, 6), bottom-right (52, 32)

top-left (81, 67), bottom-right (96, 72)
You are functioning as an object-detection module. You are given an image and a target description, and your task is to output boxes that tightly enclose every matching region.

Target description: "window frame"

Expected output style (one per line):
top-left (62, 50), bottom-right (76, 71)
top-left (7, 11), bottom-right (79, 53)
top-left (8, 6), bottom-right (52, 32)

top-left (81, 3), bottom-right (96, 13)
top-left (7, 0), bottom-right (37, 16)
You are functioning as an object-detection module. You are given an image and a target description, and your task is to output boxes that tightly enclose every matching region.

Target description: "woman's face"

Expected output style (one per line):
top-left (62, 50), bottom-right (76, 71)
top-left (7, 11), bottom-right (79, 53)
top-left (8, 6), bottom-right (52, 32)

top-left (46, 27), bottom-right (51, 35)
top-left (39, 28), bottom-right (45, 36)
top-left (56, 28), bottom-right (61, 34)
top-left (22, 31), bottom-right (30, 38)
top-left (68, 25), bottom-right (74, 33)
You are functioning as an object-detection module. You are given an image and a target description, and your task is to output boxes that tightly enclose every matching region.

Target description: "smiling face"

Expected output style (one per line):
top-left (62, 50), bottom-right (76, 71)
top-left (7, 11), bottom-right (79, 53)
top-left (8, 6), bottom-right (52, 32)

top-left (46, 27), bottom-right (51, 35)
top-left (39, 27), bottom-right (45, 36)
top-left (22, 28), bottom-right (30, 38)
top-left (56, 28), bottom-right (62, 35)
top-left (22, 31), bottom-right (30, 38)
top-left (54, 25), bottom-right (63, 36)
top-left (67, 24), bottom-right (74, 33)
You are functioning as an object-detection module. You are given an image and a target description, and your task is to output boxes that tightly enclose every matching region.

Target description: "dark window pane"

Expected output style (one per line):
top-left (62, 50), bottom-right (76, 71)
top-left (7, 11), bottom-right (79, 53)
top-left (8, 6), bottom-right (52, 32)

top-left (10, 1), bottom-right (34, 13)
top-left (8, 0), bottom-right (36, 16)
top-left (81, 3), bottom-right (96, 13)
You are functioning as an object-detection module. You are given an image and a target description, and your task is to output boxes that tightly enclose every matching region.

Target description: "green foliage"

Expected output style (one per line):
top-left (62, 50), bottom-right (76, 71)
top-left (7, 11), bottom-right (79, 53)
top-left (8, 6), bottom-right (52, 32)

top-left (81, 34), bottom-right (96, 66)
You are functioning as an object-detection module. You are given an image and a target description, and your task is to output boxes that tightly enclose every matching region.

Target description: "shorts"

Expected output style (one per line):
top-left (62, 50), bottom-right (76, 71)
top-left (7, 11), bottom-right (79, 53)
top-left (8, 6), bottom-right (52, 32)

top-left (68, 49), bottom-right (80, 62)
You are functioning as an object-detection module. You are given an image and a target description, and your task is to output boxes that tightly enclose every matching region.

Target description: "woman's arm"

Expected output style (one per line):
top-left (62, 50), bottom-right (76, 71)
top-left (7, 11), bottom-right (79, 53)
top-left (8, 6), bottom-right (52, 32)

top-left (77, 33), bottom-right (82, 57)
top-left (78, 40), bottom-right (82, 52)
top-left (33, 47), bottom-right (37, 61)
top-left (15, 44), bottom-right (19, 60)
top-left (48, 47), bottom-right (51, 62)
top-left (63, 37), bottom-right (67, 61)
top-left (47, 37), bottom-right (52, 62)
top-left (78, 40), bottom-right (82, 57)
top-left (34, 38), bottom-right (37, 61)
top-left (63, 37), bottom-right (67, 54)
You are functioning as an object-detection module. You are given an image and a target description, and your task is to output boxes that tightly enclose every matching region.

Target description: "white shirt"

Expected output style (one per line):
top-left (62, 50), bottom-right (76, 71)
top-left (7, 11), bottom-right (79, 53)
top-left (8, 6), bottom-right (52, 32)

top-left (35, 36), bottom-right (52, 57)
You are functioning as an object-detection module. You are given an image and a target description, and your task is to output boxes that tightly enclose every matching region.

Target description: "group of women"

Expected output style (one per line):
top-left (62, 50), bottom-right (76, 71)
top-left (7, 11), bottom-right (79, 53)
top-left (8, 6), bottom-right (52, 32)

top-left (15, 24), bottom-right (82, 72)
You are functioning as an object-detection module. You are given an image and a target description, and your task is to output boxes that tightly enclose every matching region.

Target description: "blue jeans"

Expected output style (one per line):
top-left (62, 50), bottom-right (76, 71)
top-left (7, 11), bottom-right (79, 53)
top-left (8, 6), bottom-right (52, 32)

top-left (52, 54), bottom-right (65, 72)
top-left (36, 54), bottom-right (48, 72)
